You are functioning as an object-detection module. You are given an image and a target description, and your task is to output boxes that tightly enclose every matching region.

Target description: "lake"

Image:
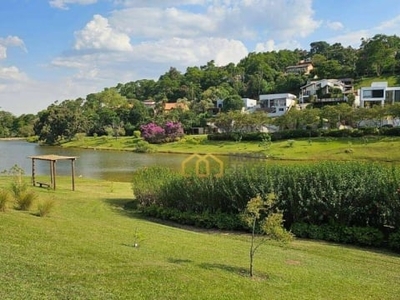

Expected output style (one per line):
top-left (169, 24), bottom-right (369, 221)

top-left (0, 140), bottom-right (254, 182)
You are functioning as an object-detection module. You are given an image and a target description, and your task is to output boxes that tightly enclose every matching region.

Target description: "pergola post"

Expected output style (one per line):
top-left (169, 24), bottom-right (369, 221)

top-left (31, 158), bottom-right (36, 186)
top-left (49, 161), bottom-right (53, 188)
top-left (71, 159), bottom-right (75, 191)
top-left (52, 160), bottom-right (57, 190)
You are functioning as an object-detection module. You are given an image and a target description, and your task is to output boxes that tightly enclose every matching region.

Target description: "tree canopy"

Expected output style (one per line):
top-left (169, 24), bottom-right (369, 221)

top-left (2, 33), bottom-right (400, 142)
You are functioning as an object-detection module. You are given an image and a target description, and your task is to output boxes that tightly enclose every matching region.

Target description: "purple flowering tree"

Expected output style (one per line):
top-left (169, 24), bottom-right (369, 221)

top-left (140, 123), bottom-right (165, 143)
top-left (164, 121), bottom-right (184, 141)
top-left (140, 121), bottom-right (184, 143)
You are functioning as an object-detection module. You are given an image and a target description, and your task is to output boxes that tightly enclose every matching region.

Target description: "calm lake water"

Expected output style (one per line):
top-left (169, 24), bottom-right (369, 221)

top-left (0, 140), bottom-right (249, 182)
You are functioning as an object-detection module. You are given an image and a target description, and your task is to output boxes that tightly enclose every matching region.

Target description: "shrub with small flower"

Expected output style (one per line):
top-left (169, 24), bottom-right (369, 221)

top-left (140, 121), bottom-right (184, 143)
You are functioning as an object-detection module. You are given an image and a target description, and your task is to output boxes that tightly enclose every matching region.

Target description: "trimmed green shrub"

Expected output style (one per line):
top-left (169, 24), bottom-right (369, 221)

top-left (291, 223), bottom-right (384, 247)
top-left (140, 205), bottom-right (244, 230)
top-left (381, 127), bottom-right (400, 136)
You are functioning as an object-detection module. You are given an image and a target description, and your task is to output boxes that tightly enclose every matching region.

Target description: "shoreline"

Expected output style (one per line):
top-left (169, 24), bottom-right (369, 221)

top-left (0, 137), bottom-right (26, 141)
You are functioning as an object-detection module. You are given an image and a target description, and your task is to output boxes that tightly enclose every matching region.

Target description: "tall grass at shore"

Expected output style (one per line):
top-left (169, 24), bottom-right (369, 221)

top-left (133, 162), bottom-right (400, 250)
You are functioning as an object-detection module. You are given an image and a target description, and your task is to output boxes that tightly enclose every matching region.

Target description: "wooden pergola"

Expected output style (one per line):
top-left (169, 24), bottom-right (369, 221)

top-left (28, 155), bottom-right (78, 191)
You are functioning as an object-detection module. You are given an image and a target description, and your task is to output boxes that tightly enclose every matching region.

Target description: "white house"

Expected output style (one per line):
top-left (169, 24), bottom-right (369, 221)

top-left (215, 97), bottom-right (257, 111)
top-left (242, 98), bottom-right (257, 110)
top-left (359, 82), bottom-right (400, 108)
top-left (258, 93), bottom-right (297, 117)
top-left (299, 79), bottom-right (348, 104)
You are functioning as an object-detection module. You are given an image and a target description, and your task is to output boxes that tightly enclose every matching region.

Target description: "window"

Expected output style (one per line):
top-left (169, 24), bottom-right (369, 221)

top-left (362, 89), bottom-right (384, 98)
top-left (372, 89), bottom-right (384, 98)
top-left (269, 100), bottom-right (275, 107)
top-left (395, 90), bottom-right (400, 102)
top-left (363, 90), bottom-right (372, 98)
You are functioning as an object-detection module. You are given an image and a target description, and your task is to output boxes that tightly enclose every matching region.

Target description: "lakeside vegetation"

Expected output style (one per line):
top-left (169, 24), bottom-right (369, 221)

top-left (0, 176), bottom-right (399, 299)
top-left (60, 134), bottom-right (400, 162)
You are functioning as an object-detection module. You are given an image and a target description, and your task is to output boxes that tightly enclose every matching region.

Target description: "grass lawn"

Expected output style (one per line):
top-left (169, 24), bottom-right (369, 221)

top-left (62, 135), bottom-right (400, 162)
top-left (354, 75), bottom-right (400, 89)
top-left (0, 176), bottom-right (399, 299)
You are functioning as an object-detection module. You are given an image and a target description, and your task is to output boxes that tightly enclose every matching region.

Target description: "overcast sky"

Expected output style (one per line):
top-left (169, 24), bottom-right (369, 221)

top-left (2, 0), bottom-right (400, 115)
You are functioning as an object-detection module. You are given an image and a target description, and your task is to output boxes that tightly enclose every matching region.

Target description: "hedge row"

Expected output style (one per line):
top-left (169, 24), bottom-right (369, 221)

top-left (207, 127), bottom-right (400, 142)
top-left (132, 162), bottom-right (400, 251)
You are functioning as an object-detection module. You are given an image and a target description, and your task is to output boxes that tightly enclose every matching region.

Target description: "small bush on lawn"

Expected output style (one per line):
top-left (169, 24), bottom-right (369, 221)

top-left (15, 191), bottom-right (37, 211)
top-left (134, 140), bottom-right (155, 153)
top-left (9, 167), bottom-right (28, 200)
top-left (37, 199), bottom-right (55, 217)
top-left (0, 189), bottom-right (10, 212)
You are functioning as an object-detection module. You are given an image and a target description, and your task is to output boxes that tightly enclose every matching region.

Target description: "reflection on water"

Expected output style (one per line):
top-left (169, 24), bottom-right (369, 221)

top-left (0, 140), bottom-right (255, 182)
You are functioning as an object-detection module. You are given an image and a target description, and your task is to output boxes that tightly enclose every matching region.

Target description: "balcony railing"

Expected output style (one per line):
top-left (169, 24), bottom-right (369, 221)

top-left (314, 97), bottom-right (347, 103)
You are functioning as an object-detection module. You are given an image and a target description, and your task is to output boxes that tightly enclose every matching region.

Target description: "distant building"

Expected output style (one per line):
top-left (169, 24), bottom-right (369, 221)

top-left (285, 60), bottom-right (314, 75)
top-left (242, 98), bottom-right (257, 110)
top-left (258, 93), bottom-right (297, 117)
top-left (359, 82), bottom-right (400, 108)
top-left (143, 99), bottom-right (156, 109)
top-left (299, 78), bottom-right (350, 105)
top-left (163, 102), bottom-right (189, 112)
top-left (216, 99), bottom-right (224, 109)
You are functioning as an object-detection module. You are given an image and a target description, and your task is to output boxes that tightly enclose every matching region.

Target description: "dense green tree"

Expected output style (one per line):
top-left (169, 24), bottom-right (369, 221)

top-left (34, 99), bottom-right (86, 144)
top-left (199, 60), bottom-right (229, 91)
top-left (154, 67), bottom-right (185, 101)
top-left (273, 108), bottom-right (304, 130)
top-left (82, 89), bottom-right (128, 136)
top-left (116, 79), bottom-right (157, 101)
top-left (222, 95), bottom-right (244, 112)
top-left (386, 103), bottom-right (400, 126)
top-left (356, 34), bottom-right (400, 76)
top-left (274, 73), bottom-right (307, 94)
top-left (0, 111), bottom-right (16, 137)
top-left (13, 114), bottom-right (36, 137)
top-left (309, 41), bottom-right (331, 57)
top-left (116, 100), bottom-right (150, 134)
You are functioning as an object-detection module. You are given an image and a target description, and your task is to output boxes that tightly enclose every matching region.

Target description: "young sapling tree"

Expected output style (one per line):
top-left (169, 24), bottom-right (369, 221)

top-left (242, 193), bottom-right (293, 277)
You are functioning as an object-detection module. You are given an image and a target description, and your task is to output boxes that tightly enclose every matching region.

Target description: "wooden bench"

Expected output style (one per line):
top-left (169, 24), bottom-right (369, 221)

top-left (36, 182), bottom-right (51, 188)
